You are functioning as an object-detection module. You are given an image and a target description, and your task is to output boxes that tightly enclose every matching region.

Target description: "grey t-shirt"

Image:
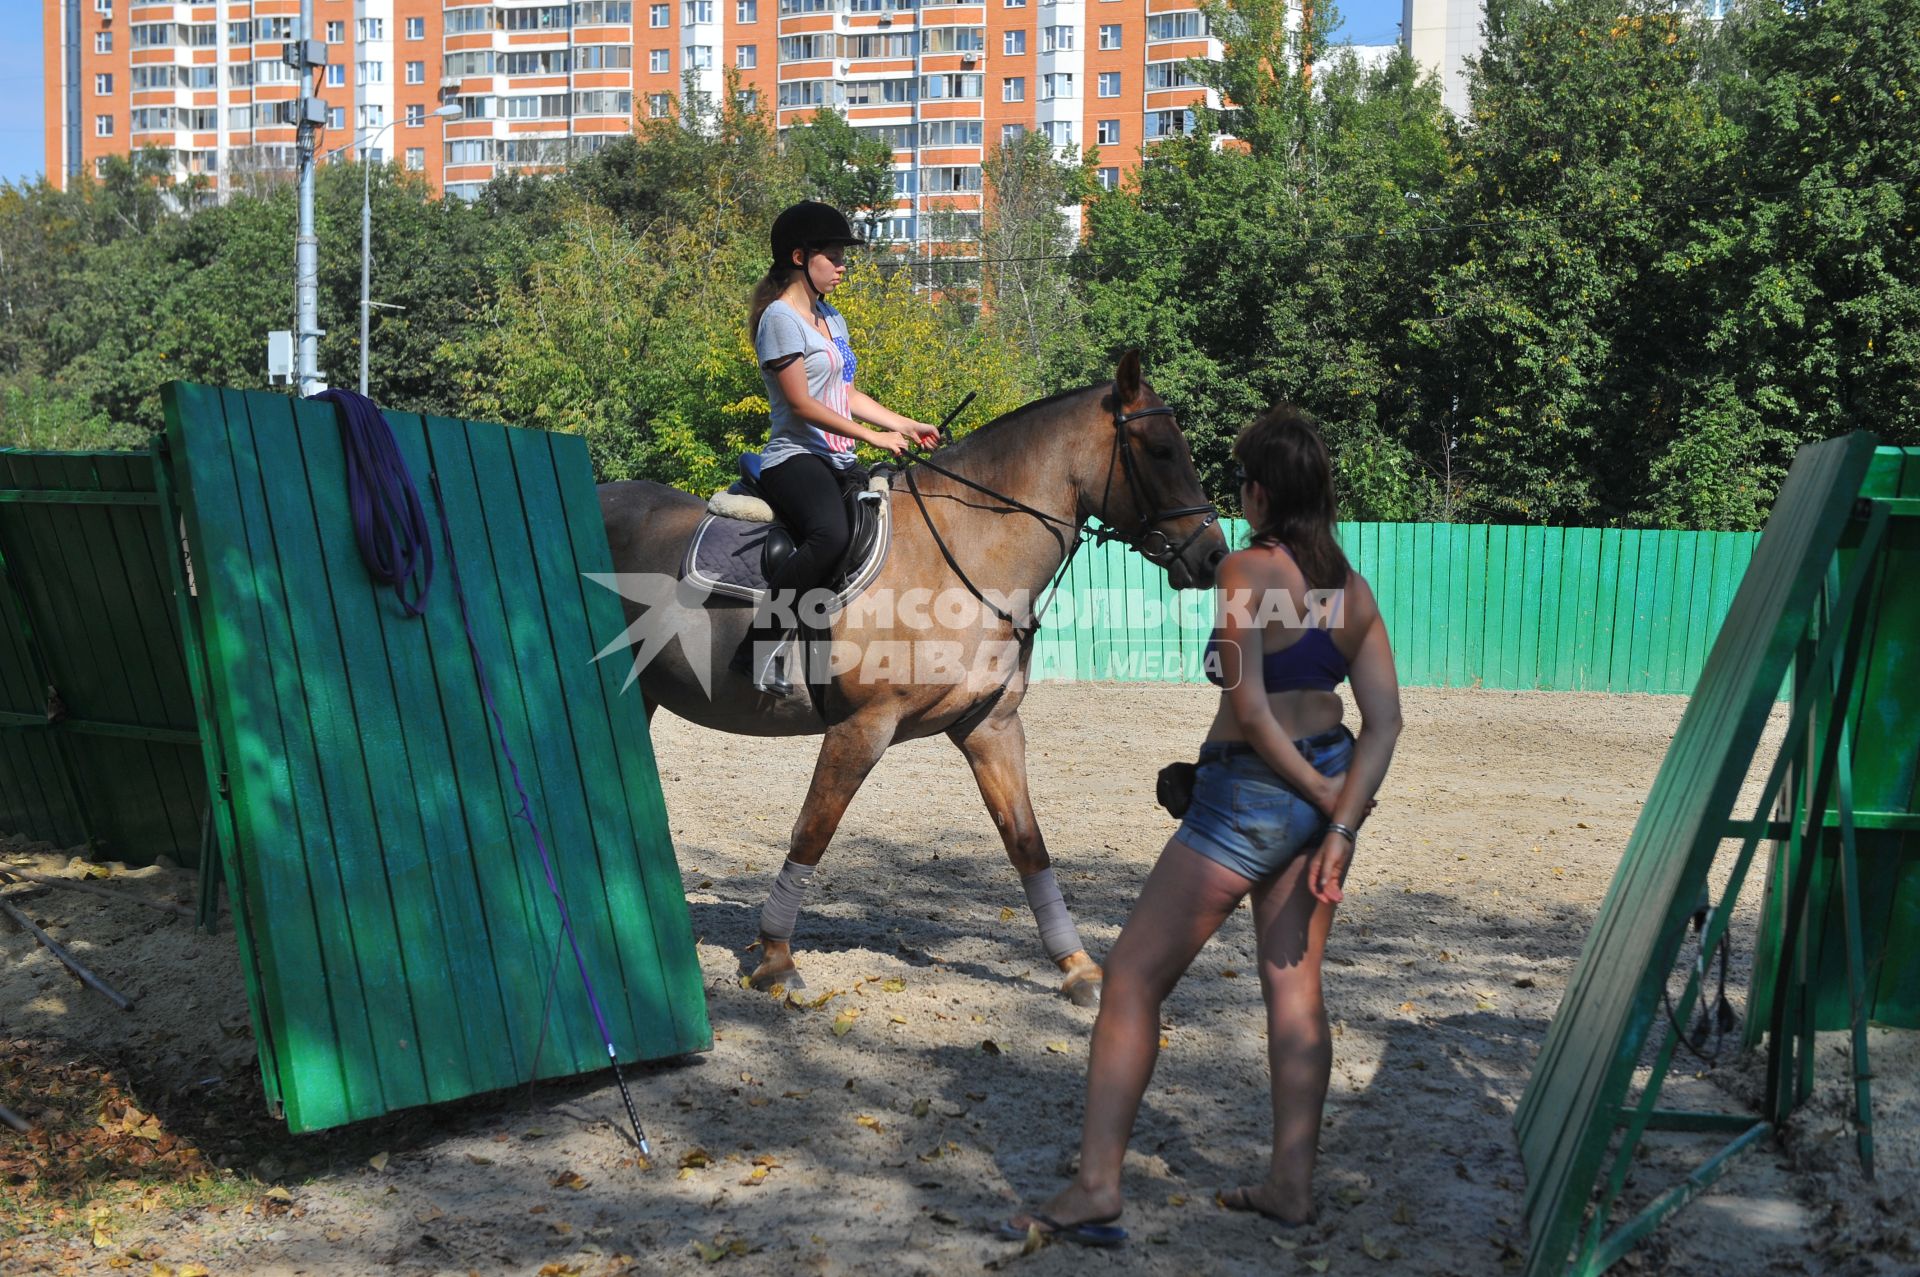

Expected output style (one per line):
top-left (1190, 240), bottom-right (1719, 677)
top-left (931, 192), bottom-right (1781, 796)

top-left (756, 298), bottom-right (859, 471)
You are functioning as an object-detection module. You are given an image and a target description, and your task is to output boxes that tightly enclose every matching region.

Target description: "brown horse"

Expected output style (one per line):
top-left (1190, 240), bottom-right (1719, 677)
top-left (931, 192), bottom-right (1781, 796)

top-left (596, 352), bottom-right (1227, 1003)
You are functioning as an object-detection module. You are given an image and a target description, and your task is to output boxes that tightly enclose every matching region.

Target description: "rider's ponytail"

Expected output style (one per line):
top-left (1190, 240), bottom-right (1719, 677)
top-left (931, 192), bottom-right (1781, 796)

top-left (748, 265), bottom-right (796, 340)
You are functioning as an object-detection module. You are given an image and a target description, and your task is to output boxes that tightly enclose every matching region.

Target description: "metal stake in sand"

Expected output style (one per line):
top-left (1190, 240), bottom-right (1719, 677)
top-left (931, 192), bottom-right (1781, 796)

top-left (0, 866), bottom-right (195, 920)
top-left (0, 896), bottom-right (135, 1010)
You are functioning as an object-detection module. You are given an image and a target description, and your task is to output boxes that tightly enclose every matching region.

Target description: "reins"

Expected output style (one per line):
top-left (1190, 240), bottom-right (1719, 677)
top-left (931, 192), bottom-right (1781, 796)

top-left (893, 388), bottom-right (1220, 642)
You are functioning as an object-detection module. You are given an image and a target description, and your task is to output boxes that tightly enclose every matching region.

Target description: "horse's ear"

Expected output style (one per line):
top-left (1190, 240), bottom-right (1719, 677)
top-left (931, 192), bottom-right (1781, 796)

top-left (1115, 349), bottom-right (1144, 408)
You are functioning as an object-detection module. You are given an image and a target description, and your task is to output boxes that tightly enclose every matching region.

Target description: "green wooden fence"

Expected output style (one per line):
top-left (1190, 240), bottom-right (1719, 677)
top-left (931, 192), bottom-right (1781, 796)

top-left (1030, 519), bottom-right (1762, 695)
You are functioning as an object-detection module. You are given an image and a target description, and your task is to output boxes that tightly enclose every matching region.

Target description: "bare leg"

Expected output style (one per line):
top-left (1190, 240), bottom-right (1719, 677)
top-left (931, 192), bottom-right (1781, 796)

top-left (749, 714), bottom-right (894, 988)
top-left (951, 712), bottom-right (1102, 1005)
top-left (1014, 839), bottom-right (1251, 1229)
top-left (1225, 850), bottom-right (1339, 1224)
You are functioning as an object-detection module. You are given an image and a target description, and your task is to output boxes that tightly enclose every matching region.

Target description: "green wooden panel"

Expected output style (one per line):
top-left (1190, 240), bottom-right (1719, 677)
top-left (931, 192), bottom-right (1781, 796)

top-left (1535, 527), bottom-right (1565, 690)
top-left (1516, 527), bottom-right (1544, 688)
top-left (1663, 534), bottom-right (1698, 694)
top-left (0, 451), bottom-right (206, 863)
top-left (1516, 434), bottom-right (1879, 1277)
top-left (1751, 448), bottom-right (1920, 1033)
top-left (1464, 524), bottom-right (1487, 686)
top-left (160, 383), bottom-right (708, 1133)
top-left (1442, 523), bottom-right (1470, 687)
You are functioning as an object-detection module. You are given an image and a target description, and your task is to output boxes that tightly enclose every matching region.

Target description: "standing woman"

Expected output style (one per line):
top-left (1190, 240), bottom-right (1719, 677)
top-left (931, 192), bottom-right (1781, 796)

top-left (733, 201), bottom-right (940, 692)
top-left (1002, 404), bottom-right (1403, 1244)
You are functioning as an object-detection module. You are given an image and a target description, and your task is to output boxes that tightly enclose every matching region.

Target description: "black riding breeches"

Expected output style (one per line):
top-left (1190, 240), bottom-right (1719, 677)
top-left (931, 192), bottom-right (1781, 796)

top-left (759, 452), bottom-right (855, 598)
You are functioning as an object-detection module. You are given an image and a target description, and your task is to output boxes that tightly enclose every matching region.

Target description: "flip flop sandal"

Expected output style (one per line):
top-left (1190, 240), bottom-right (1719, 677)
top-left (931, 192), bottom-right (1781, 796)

top-left (995, 1212), bottom-right (1128, 1247)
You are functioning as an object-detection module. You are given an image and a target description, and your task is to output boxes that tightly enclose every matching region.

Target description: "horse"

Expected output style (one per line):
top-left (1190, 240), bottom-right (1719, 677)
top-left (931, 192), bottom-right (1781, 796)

top-left (596, 351), bottom-right (1228, 1004)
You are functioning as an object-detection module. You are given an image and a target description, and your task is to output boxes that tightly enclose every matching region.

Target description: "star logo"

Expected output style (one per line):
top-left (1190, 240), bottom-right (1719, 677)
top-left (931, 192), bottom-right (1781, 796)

top-left (584, 571), bottom-right (717, 698)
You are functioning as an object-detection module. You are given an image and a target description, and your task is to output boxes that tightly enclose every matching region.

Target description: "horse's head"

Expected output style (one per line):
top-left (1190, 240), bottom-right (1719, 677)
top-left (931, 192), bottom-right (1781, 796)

top-left (1082, 351), bottom-right (1229, 591)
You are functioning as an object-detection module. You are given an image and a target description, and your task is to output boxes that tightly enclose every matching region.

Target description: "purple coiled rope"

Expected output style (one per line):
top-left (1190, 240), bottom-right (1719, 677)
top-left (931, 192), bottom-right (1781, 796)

top-left (315, 388), bottom-right (434, 617)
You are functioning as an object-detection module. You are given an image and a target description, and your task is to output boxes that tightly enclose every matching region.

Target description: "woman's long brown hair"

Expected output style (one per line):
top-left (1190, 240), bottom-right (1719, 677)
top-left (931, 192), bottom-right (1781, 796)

top-left (748, 263), bottom-right (797, 339)
top-left (1233, 403), bottom-right (1352, 591)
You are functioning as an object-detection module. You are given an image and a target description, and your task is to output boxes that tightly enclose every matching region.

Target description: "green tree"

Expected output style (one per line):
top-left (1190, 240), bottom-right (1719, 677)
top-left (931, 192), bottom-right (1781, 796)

top-left (980, 130), bottom-right (1095, 388)
top-left (785, 109), bottom-right (896, 233)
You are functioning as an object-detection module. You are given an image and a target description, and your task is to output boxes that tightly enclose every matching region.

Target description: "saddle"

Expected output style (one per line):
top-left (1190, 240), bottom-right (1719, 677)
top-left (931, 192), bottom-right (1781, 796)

top-left (681, 453), bottom-right (893, 609)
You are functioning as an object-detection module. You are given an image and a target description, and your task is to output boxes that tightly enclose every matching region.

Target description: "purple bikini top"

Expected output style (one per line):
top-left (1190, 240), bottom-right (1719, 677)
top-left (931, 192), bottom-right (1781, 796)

top-left (1203, 543), bottom-right (1349, 692)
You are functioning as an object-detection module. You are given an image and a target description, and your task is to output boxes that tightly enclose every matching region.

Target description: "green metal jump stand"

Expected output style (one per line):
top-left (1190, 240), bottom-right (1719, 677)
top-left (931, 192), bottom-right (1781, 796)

top-left (1516, 436), bottom-right (1917, 1277)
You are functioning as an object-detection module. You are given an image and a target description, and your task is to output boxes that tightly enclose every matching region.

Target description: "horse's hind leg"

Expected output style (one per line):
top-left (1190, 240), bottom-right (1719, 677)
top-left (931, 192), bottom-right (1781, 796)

top-left (949, 711), bottom-right (1103, 1007)
top-left (748, 714), bottom-right (894, 990)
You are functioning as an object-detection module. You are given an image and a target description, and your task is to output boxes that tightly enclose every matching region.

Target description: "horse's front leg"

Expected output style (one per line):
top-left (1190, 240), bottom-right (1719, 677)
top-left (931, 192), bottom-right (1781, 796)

top-left (949, 711), bottom-right (1103, 1007)
top-left (749, 714), bottom-right (894, 990)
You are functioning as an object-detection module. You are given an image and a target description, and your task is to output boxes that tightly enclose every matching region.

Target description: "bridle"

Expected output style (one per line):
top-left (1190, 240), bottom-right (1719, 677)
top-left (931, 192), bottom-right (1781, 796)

top-left (898, 390), bottom-right (1220, 640)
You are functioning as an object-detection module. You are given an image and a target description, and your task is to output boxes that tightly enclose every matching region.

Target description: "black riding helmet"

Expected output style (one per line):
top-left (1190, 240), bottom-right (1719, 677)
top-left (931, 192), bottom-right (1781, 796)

top-left (770, 201), bottom-right (864, 269)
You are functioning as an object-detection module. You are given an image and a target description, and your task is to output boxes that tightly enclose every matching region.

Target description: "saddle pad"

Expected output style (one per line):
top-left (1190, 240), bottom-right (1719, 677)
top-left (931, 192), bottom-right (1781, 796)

top-left (682, 488), bottom-right (891, 608)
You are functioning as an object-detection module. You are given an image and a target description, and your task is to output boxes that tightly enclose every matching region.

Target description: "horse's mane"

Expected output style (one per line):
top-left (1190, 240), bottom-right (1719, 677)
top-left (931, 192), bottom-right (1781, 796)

top-left (929, 381), bottom-right (1106, 469)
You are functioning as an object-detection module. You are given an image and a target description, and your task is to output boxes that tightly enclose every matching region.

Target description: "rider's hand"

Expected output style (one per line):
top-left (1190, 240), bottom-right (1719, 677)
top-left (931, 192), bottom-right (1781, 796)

top-left (908, 420), bottom-right (942, 448)
top-left (869, 429), bottom-right (911, 457)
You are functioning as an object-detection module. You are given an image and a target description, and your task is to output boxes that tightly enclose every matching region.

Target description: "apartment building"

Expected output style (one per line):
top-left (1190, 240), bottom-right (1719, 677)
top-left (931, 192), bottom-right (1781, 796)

top-left (43, 0), bottom-right (1236, 229)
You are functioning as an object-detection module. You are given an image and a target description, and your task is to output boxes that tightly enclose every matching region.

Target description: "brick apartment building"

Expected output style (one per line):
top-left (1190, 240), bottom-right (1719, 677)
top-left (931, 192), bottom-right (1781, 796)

top-left (43, 0), bottom-right (1253, 237)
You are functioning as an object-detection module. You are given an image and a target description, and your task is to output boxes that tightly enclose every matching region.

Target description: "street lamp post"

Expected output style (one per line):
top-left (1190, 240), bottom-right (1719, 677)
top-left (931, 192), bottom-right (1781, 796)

top-left (359, 105), bottom-right (463, 396)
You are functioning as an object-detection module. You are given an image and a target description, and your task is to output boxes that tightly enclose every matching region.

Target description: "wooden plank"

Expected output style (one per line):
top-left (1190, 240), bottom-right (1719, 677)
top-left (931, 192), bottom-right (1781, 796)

top-left (395, 413), bottom-right (559, 1081)
top-left (1463, 523), bottom-right (1487, 687)
top-left (548, 429), bottom-right (711, 1057)
top-left (166, 383), bottom-right (363, 1130)
top-left (1535, 527), bottom-right (1564, 690)
top-left (237, 391), bottom-right (433, 1120)
top-left (1517, 527), bottom-right (1545, 689)
top-left (289, 398), bottom-right (479, 1104)
top-left (1373, 522), bottom-right (1402, 684)
top-left (446, 418), bottom-right (605, 1077)
top-left (1408, 522), bottom-right (1435, 686)
top-left (1443, 523), bottom-right (1470, 687)
top-left (1663, 533), bottom-right (1698, 694)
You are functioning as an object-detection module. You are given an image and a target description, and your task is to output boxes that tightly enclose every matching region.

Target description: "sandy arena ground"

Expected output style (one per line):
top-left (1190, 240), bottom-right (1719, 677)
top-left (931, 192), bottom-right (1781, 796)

top-left (2, 683), bottom-right (1914, 1276)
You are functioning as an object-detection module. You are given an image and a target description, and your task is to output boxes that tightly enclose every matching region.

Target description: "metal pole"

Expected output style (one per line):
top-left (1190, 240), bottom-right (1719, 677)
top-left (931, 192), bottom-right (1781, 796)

top-left (359, 120), bottom-right (396, 397)
top-left (295, 0), bottom-right (325, 397)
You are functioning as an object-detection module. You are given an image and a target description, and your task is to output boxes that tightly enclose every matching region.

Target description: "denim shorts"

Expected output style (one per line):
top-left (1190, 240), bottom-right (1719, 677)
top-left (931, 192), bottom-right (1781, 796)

top-left (1174, 726), bottom-right (1355, 882)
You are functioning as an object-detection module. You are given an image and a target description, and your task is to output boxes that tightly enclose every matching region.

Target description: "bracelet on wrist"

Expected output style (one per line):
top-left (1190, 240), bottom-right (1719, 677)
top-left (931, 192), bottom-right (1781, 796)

top-left (1326, 821), bottom-right (1359, 845)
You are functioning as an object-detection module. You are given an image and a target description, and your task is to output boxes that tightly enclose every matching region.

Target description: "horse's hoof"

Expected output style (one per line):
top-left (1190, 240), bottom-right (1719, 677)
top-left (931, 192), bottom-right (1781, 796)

top-left (1062, 971), bottom-right (1103, 1008)
top-left (749, 955), bottom-right (799, 991)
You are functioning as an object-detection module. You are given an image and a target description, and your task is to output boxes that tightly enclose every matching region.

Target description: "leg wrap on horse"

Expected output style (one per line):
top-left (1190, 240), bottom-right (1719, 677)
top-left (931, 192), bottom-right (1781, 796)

top-left (760, 857), bottom-right (818, 942)
top-left (1021, 867), bottom-right (1084, 963)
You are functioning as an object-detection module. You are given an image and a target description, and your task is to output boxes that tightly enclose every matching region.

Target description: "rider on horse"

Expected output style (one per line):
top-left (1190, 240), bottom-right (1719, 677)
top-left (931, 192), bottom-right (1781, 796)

top-left (730, 201), bottom-right (940, 695)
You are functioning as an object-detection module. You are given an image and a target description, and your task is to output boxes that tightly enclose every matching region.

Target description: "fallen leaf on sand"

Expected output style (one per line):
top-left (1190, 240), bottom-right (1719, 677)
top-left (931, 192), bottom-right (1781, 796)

top-left (1306, 1259), bottom-right (1331, 1273)
top-left (881, 978), bottom-right (906, 993)
top-left (998, 906), bottom-right (1015, 922)
top-left (854, 1115), bottom-right (884, 1133)
top-left (467, 1153), bottom-right (494, 1165)
top-left (263, 1186), bottom-right (293, 1202)
top-left (415, 1205), bottom-right (445, 1224)
top-left (1362, 1233), bottom-right (1402, 1261)
top-left (831, 1011), bottom-right (859, 1037)
top-left (551, 1171), bottom-right (589, 1191)
top-left (368, 1151), bottom-right (390, 1172)
top-left (910, 1098), bottom-right (930, 1118)
top-left (1337, 1186), bottom-right (1368, 1206)
top-left (739, 1166), bottom-right (769, 1187)
top-left (1045, 1041), bottom-right (1070, 1055)
top-left (979, 1039), bottom-right (1002, 1056)
top-left (1392, 1202), bottom-right (1413, 1225)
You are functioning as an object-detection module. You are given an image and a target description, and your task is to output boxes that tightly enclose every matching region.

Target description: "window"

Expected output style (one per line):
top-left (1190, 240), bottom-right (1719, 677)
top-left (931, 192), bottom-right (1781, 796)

top-left (94, 32), bottom-right (111, 53)
top-left (573, 1), bottom-right (635, 23)
top-left (499, 50), bottom-right (572, 73)
top-left (406, 16), bottom-right (425, 38)
top-left (576, 44), bottom-right (633, 67)
top-left (93, 0), bottom-right (109, 13)
top-left (1096, 118), bottom-right (1119, 144)
top-left (649, 4), bottom-right (668, 24)
top-left (1003, 30), bottom-right (1024, 54)
top-left (1146, 11), bottom-right (1207, 41)
top-left (1096, 166), bottom-right (1119, 190)
top-left (446, 138), bottom-right (494, 165)
top-left (1000, 122), bottom-right (1024, 145)
top-left (94, 73), bottom-right (112, 95)
top-left (777, 79), bottom-right (827, 107)
top-left (405, 103), bottom-right (425, 125)
top-left (782, 34), bottom-right (832, 59)
top-left (1040, 119), bottom-right (1073, 146)
top-left (575, 89), bottom-right (633, 115)
top-left (405, 60), bottom-right (424, 84)
top-left (357, 17), bottom-right (385, 41)
top-left (735, 43), bottom-right (756, 67)
top-left (648, 92), bottom-right (673, 117)
top-left (840, 78), bottom-right (914, 105)
top-left (1041, 71), bottom-right (1073, 99)
top-left (1041, 25), bottom-right (1072, 51)
top-left (923, 164), bottom-right (981, 192)
top-left (892, 168), bottom-right (915, 195)
top-left (737, 0), bottom-right (757, 17)
top-left (445, 50), bottom-right (496, 76)
top-left (1004, 0), bottom-right (1024, 7)
top-left (919, 118), bottom-right (981, 145)
top-left (1144, 61), bottom-right (1200, 89)
top-left (360, 60), bottom-right (385, 83)
top-left (650, 48), bottom-right (669, 71)
top-left (1097, 70), bottom-right (1120, 97)
top-left (359, 104), bottom-right (385, 128)
top-left (1098, 24), bottom-right (1121, 48)
top-left (865, 122), bottom-right (916, 147)
top-left (683, 0), bottom-right (713, 20)
top-left (1143, 107), bottom-right (1194, 138)
top-left (501, 5), bottom-right (570, 29)
top-left (130, 23), bottom-right (171, 48)
top-left (445, 8), bottom-right (494, 33)
top-left (326, 20), bottom-right (344, 41)
top-left (685, 44), bottom-right (713, 68)
top-left (327, 63), bottom-right (345, 86)
top-left (329, 106), bottom-right (347, 130)
top-left (1002, 76), bottom-right (1024, 102)
top-left (841, 31), bottom-right (913, 57)
top-left (95, 114), bottom-right (114, 137)
top-left (921, 25), bottom-right (983, 52)
top-left (227, 20), bottom-right (249, 43)
top-left (737, 88), bottom-right (758, 112)
top-left (256, 16), bottom-right (295, 40)
top-left (405, 147), bottom-right (425, 171)
top-left (229, 105), bottom-right (252, 129)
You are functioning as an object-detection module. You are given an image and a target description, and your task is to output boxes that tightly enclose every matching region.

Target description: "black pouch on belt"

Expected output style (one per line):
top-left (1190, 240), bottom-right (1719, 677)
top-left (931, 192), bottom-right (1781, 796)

top-left (1156, 760), bottom-right (1198, 819)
